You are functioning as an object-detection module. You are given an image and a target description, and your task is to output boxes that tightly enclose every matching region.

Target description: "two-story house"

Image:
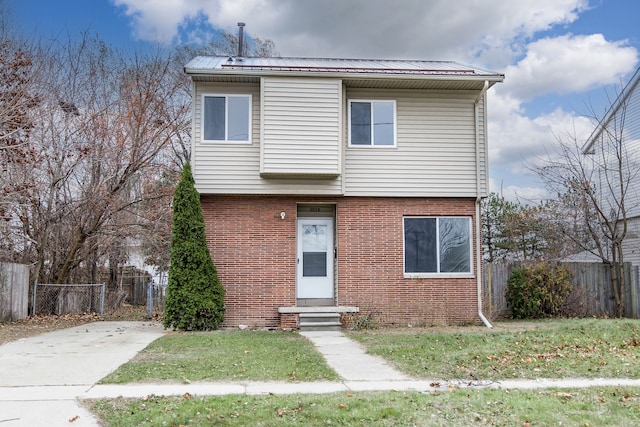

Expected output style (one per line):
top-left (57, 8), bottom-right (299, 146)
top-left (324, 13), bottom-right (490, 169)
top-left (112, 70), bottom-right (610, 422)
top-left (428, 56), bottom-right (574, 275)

top-left (185, 53), bottom-right (503, 329)
top-left (582, 67), bottom-right (640, 268)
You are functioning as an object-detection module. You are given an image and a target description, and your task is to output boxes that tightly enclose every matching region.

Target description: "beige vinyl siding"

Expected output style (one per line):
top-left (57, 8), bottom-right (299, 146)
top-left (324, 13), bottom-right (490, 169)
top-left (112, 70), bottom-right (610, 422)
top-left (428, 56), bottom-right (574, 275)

top-left (344, 88), bottom-right (485, 197)
top-left (261, 77), bottom-right (341, 176)
top-left (193, 81), bottom-right (343, 195)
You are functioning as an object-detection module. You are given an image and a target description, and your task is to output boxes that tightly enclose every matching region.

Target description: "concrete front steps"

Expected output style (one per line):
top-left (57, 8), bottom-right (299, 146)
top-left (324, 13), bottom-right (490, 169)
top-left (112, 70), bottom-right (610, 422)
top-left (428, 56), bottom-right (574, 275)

top-left (299, 312), bottom-right (342, 331)
top-left (278, 306), bottom-right (359, 331)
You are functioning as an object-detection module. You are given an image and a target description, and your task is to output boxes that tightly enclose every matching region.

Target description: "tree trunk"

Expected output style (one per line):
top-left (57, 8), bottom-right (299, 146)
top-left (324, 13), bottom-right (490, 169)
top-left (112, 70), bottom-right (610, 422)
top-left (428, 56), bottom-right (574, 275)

top-left (609, 240), bottom-right (626, 318)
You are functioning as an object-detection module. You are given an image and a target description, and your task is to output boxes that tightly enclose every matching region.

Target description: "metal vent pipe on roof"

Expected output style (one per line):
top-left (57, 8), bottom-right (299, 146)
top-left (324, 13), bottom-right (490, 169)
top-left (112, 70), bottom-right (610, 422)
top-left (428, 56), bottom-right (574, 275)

top-left (237, 22), bottom-right (245, 57)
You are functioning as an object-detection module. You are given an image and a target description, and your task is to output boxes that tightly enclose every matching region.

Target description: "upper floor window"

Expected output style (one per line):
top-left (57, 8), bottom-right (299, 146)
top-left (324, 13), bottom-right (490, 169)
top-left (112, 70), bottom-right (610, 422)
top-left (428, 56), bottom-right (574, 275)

top-left (202, 94), bottom-right (251, 143)
top-left (404, 216), bottom-right (472, 276)
top-left (349, 100), bottom-right (396, 147)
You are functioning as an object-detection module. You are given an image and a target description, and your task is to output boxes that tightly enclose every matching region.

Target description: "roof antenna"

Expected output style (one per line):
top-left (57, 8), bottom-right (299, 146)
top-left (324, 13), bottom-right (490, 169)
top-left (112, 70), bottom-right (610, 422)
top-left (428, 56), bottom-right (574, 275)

top-left (237, 22), bottom-right (245, 58)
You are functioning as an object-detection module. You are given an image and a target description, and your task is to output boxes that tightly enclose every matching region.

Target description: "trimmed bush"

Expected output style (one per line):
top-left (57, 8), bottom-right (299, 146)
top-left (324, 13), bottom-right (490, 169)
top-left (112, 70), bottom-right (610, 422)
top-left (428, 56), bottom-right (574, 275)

top-left (163, 162), bottom-right (225, 330)
top-left (506, 263), bottom-right (573, 319)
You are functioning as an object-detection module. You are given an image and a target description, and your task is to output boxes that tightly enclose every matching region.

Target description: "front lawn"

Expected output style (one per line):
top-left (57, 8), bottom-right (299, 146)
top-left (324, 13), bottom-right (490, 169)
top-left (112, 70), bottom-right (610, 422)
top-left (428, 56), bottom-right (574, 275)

top-left (90, 386), bottom-right (640, 426)
top-left (100, 330), bottom-right (340, 384)
top-left (91, 319), bottom-right (640, 426)
top-left (348, 318), bottom-right (640, 380)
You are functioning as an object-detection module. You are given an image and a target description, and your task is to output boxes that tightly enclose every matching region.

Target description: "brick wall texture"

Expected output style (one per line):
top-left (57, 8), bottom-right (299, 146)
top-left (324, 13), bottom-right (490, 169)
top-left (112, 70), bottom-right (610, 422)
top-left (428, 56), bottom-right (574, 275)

top-left (201, 195), bottom-right (481, 329)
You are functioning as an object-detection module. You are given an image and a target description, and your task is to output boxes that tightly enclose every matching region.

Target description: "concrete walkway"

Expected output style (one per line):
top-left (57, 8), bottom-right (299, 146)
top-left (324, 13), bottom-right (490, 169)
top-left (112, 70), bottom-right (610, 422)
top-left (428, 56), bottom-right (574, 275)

top-left (300, 330), bottom-right (413, 381)
top-left (3, 322), bottom-right (640, 426)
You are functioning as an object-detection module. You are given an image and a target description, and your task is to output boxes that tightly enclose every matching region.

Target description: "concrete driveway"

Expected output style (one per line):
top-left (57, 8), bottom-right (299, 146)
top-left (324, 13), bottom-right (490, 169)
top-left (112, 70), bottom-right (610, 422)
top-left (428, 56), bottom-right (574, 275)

top-left (0, 321), bottom-right (165, 426)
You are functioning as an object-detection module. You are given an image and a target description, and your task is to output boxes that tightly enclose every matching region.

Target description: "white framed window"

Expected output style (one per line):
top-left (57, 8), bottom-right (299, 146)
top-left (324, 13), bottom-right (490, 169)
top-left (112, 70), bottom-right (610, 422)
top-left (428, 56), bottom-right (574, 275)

top-left (348, 100), bottom-right (396, 147)
top-left (202, 94), bottom-right (251, 143)
top-left (403, 216), bottom-right (473, 276)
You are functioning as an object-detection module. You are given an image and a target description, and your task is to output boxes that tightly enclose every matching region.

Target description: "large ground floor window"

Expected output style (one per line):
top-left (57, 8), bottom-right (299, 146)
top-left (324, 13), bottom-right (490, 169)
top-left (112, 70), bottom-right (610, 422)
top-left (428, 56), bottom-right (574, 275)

top-left (404, 216), bottom-right (472, 276)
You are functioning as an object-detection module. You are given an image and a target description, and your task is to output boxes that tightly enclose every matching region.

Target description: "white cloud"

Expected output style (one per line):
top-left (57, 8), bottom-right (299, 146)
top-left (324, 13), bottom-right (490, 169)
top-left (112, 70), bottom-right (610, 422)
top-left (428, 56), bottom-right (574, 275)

top-left (229, 0), bottom-right (588, 61)
top-left (113, 0), bottom-right (589, 63)
top-left (489, 94), bottom-right (595, 170)
top-left (500, 34), bottom-right (639, 101)
top-left (113, 0), bottom-right (204, 43)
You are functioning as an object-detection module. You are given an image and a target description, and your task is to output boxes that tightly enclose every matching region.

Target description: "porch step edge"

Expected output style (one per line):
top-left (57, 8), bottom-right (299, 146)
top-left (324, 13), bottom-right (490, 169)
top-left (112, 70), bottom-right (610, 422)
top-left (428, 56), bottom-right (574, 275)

top-left (300, 325), bottom-right (342, 332)
top-left (279, 306), bottom-right (359, 314)
top-left (299, 312), bottom-right (341, 319)
top-left (300, 321), bottom-right (342, 326)
top-left (300, 326), bottom-right (342, 332)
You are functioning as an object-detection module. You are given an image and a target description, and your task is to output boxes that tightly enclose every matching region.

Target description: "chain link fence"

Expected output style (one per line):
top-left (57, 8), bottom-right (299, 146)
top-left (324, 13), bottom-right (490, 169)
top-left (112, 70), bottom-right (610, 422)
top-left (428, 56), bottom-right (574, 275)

top-left (32, 283), bottom-right (105, 317)
top-left (145, 282), bottom-right (167, 318)
top-left (31, 281), bottom-right (168, 319)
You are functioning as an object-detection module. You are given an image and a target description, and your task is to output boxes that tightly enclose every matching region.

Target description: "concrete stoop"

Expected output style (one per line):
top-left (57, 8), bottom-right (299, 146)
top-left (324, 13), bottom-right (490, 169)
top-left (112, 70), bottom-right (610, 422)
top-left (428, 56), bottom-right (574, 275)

top-left (299, 312), bottom-right (342, 331)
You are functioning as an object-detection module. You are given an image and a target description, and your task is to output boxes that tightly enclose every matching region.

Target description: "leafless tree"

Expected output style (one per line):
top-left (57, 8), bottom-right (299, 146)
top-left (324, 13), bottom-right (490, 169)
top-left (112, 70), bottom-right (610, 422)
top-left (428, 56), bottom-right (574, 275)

top-left (1, 22), bottom-right (276, 288)
top-left (536, 83), bottom-right (639, 317)
top-left (2, 33), bottom-right (188, 286)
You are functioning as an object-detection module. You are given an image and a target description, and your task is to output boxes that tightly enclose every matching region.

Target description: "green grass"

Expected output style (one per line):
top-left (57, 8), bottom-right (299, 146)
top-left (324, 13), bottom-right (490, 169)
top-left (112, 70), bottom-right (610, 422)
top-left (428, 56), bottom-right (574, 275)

top-left (100, 330), bottom-right (340, 384)
top-left (348, 318), bottom-right (640, 380)
top-left (92, 319), bottom-right (640, 425)
top-left (90, 386), bottom-right (640, 426)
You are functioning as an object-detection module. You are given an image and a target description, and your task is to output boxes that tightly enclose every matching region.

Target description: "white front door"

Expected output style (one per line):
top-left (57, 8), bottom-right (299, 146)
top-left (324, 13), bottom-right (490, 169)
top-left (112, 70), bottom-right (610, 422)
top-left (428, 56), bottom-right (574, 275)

top-left (297, 218), bottom-right (334, 299)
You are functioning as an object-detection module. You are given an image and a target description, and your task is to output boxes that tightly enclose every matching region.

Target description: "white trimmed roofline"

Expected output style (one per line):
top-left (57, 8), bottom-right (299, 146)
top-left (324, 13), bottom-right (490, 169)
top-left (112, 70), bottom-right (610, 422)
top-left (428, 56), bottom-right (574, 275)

top-left (184, 55), bottom-right (504, 86)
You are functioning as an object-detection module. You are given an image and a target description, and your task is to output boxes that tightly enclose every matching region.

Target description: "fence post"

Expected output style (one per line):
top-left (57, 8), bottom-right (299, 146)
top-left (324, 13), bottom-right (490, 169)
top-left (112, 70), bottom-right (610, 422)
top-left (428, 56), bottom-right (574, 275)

top-left (32, 282), bottom-right (38, 316)
top-left (487, 262), bottom-right (493, 317)
top-left (146, 282), bottom-right (153, 319)
top-left (636, 266), bottom-right (640, 319)
top-left (99, 283), bottom-right (105, 317)
top-left (629, 264), bottom-right (638, 318)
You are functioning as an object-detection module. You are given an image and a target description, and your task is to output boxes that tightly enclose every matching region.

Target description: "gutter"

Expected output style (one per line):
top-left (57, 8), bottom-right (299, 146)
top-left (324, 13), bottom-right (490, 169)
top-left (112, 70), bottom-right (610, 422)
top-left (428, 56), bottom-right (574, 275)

top-left (475, 80), bottom-right (493, 329)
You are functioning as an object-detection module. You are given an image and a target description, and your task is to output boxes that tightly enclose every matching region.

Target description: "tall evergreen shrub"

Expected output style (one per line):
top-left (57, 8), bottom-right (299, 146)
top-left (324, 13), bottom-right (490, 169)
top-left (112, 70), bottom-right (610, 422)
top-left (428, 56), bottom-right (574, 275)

top-left (163, 162), bottom-right (225, 330)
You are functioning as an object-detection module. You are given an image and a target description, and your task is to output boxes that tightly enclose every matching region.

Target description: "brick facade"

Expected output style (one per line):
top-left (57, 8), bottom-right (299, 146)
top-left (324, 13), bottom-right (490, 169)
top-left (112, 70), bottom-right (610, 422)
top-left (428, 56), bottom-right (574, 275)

top-left (201, 195), bottom-right (480, 329)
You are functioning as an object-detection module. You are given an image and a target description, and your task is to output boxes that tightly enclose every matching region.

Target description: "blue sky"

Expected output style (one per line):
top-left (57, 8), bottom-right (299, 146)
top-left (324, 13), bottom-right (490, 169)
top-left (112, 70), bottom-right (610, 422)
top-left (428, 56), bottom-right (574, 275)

top-left (11, 0), bottom-right (640, 203)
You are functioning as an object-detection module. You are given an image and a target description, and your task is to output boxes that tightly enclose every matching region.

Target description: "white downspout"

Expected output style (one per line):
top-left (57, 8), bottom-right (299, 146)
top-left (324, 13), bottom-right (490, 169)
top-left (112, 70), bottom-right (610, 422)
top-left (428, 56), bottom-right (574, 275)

top-left (475, 81), bottom-right (493, 328)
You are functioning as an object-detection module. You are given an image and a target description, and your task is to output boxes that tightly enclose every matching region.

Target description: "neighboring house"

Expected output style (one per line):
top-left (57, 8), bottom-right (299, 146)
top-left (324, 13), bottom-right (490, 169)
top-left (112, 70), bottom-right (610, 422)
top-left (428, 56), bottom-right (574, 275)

top-left (582, 67), bottom-right (640, 268)
top-left (184, 53), bottom-right (503, 329)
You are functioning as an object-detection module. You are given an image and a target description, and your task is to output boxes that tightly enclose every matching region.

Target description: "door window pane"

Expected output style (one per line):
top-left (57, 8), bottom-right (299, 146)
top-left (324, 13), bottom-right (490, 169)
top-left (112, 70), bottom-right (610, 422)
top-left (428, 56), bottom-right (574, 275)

top-left (302, 225), bottom-right (327, 251)
top-left (302, 224), bottom-right (328, 277)
top-left (303, 252), bottom-right (327, 277)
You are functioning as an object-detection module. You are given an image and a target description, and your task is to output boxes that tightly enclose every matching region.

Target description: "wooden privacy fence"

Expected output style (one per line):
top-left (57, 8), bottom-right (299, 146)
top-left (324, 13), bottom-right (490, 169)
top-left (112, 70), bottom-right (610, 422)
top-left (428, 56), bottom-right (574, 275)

top-left (0, 262), bottom-right (30, 321)
top-left (483, 261), bottom-right (640, 319)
